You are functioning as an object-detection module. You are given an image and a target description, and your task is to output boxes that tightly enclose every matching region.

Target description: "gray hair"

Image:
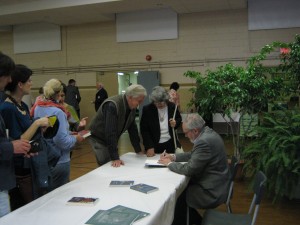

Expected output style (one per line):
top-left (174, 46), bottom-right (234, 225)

top-left (149, 86), bottom-right (169, 103)
top-left (183, 113), bottom-right (206, 130)
top-left (43, 79), bottom-right (63, 99)
top-left (125, 84), bottom-right (147, 98)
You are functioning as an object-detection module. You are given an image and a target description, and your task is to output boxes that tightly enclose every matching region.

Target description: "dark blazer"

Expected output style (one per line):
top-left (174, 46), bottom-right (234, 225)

top-left (168, 126), bottom-right (230, 209)
top-left (65, 85), bottom-right (81, 110)
top-left (95, 88), bottom-right (108, 112)
top-left (140, 101), bottom-right (182, 152)
top-left (0, 115), bottom-right (16, 190)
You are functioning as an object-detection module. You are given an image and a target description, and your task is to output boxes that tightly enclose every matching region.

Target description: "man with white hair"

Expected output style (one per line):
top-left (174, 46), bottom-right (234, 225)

top-left (93, 82), bottom-right (108, 112)
top-left (159, 113), bottom-right (230, 225)
top-left (89, 84), bottom-right (147, 167)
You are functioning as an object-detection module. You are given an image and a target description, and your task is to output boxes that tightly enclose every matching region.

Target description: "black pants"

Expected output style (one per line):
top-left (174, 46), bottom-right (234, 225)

top-left (172, 189), bottom-right (202, 225)
top-left (155, 139), bottom-right (175, 154)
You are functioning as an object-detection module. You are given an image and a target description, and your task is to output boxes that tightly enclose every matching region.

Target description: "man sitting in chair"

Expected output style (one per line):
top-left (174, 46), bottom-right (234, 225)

top-left (159, 113), bottom-right (230, 225)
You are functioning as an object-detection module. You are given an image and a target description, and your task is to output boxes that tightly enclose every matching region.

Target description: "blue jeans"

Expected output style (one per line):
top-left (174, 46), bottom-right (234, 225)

top-left (0, 190), bottom-right (10, 217)
top-left (49, 161), bottom-right (70, 191)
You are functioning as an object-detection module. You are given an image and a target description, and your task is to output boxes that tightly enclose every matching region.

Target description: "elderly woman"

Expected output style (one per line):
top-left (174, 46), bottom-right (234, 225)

top-left (140, 86), bottom-right (182, 157)
top-left (31, 79), bottom-right (84, 190)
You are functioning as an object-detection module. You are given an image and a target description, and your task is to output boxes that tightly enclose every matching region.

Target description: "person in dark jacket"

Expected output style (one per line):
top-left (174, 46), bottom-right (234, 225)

top-left (93, 82), bottom-right (108, 112)
top-left (89, 84), bottom-right (146, 167)
top-left (140, 86), bottom-right (182, 157)
top-left (0, 53), bottom-right (31, 217)
top-left (0, 64), bottom-right (51, 210)
top-left (65, 79), bottom-right (81, 118)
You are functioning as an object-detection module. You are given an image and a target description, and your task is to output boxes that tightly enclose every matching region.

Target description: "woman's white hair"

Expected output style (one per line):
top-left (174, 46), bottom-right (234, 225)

top-left (149, 86), bottom-right (169, 103)
top-left (43, 79), bottom-right (63, 99)
top-left (125, 84), bottom-right (147, 98)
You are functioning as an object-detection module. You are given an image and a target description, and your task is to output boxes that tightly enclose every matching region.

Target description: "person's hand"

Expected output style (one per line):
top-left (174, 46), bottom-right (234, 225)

top-left (160, 151), bottom-right (173, 160)
top-left (111, 159), bottom-right (124, 167)
top-left (36, 117), bottom-right (50, 128)
top-left (75, 134), bottom-right (84, 142)
top-left (169, 118), bottom-right (176, 128)
top-left (137, 150), bottom-right (145, 155)
top-left (158, 157), bottom-right (171, 166)
top-left (146, 148), bottom-right (155, 157)
top-left (79, 117), bottom-right (88, 128)
top-left (12, 139), bottom-right (31, 155)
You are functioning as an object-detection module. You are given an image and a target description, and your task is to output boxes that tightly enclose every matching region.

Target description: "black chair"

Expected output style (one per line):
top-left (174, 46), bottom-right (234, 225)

top-left (201, 171), bottom-right (267, 225)
top-left (226, 155), bottom-right (239, 213)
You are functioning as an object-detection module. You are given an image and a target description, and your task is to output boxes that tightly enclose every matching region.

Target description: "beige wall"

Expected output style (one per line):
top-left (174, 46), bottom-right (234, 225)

top-left (1, 9), bottom-right (300, 121)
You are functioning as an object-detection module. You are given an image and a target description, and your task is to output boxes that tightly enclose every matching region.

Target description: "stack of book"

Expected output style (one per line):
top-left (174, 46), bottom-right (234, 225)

top-left (85, 205), bottom-right (150, 225)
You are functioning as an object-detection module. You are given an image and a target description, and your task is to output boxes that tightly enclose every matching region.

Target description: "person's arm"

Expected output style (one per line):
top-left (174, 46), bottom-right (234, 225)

top-left (174, 105), bottom-right (182, 129)
top-left (102, 102), bottom-right (120, 160)
top-left (21, 117), bottom-right (49, 140)
top-left (76, 87), bottom-right (81, 103)
top-left (52, 110), bottom-right (77, 151)
top-left (168, 141), bottom-right (210, 177)
top-left (140, 106), bottom-right (155, 152)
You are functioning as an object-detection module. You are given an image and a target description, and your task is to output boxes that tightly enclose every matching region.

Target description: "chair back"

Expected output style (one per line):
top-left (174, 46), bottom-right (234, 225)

top-left (248, 171), bottom-right (267, 225)
top-left (225, 155), bottom-right (239, 213)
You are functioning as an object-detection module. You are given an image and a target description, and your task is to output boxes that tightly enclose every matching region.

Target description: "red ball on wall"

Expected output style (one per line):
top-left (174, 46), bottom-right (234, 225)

top-left (145, 55), bottom-right (152, 61)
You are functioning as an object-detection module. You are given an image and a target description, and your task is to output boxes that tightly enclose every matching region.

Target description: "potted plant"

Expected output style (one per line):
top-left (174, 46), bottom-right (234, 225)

top-left (184, 61), bottom-right (283, 161)
top-left (243, 109), bottom-right (300, 202)
top-left (243, 35), bottom-right (300, 201)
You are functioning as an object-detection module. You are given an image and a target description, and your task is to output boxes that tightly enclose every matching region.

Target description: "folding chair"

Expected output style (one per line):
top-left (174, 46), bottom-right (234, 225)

top-left (201, 171), bottom-right (267, 225)
top-left (226, 155), bottom-right (239, 213)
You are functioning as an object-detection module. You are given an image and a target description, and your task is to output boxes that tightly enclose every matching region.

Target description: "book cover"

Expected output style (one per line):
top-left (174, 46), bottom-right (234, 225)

top-left (85, 210), bottom-right (138, 225)
top-left (67, 197), bottom-right (99, 206)
top-left (109, 205), bottom-right (150, 222)
top-left (78, 130), bottom-right (91, 138)
top-left (130, 183), bottom-right (158, 194)
top-left (109, 180), bottom-right (134, 186)
top-left (145, 159), bottom-right (166, 168)
top-left (85, 205), bottom-right (150, 225)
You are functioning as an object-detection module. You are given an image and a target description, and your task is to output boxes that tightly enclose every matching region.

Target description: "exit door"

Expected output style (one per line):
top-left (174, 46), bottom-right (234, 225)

top-left (137, 71), bottom-right (160, 118)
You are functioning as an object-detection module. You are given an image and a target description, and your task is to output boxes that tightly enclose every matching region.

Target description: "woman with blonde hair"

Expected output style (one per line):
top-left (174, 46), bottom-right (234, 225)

top-left (31, 79), bottom-right (84, 190)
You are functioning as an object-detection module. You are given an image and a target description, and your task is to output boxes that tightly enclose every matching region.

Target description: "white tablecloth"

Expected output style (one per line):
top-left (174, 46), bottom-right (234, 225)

top-left (0, 153), bottom-right (188, 225)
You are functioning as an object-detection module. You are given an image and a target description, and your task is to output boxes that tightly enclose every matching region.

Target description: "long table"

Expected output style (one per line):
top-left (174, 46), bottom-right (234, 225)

top-left (0, 152), bottom-right (189, 225)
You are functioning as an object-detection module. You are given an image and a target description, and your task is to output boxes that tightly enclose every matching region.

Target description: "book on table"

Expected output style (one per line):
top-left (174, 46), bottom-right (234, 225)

top-left (130, 183), bottom-right (158, 194)
top-left (78, 130), bottom-right (91, 138)
top-left (66, 197), bottom-right (99, 206)
top-left (145, 159), bottom-right (167, 167)
top-left (109, 180), bottom-right (134, 186)
top-left (85, 205), bottom-right (150, 225)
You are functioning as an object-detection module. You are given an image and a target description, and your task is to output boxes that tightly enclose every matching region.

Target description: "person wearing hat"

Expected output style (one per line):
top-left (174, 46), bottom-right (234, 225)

top-left (31, 79), bottom-right (84, 190)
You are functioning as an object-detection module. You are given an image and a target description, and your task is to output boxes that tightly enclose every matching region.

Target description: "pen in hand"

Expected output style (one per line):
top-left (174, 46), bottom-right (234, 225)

top-left (162, 150), bottom-right (167, 157)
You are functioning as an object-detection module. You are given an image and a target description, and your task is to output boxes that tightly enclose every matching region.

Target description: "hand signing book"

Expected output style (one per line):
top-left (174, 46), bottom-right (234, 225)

top-left (158, 151), bottom-right (175, 166)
